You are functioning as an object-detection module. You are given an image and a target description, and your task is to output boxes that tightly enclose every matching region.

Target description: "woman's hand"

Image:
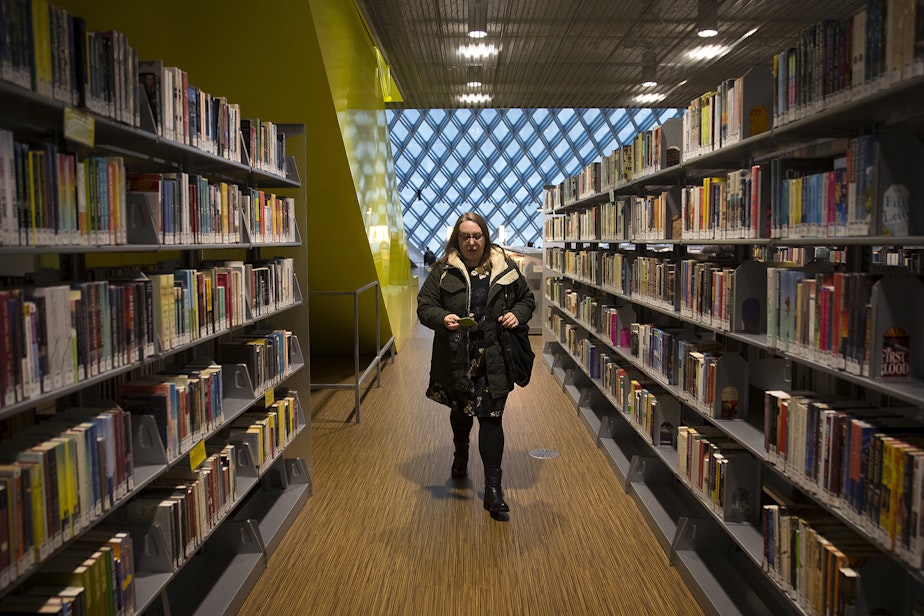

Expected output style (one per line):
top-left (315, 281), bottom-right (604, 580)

top-left (444, 314), bottom-right (462, 331)
top-left (498, 311), bottom-right (519, 329)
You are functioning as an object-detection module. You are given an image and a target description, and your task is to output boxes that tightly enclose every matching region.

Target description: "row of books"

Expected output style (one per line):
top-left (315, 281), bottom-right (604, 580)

top-left (550, 247), bottom-right (923, 384)
top-left (681, 67), bottom-right (773, 160)
top-left (765, 268), bottom-right (922, 381)
top-left (228, 390), bottom-right (301, 475)
top-left (0, 134), bottom-right (128, 247)
top-left (545, 280), bottom-right (635, 349)
top-left (140, 260), bottom-right (296, 352)
top-left (218, 329), bottom-right (297, 397)
top-left (544, 119), bottom-right (682, 209)
top-left (547, 304), bottom-right (756, 523)
top-left (634, 325), bottom-right (746, 420)
top-left (681, 170), bottom-right (768, 241)
top-left (762, 505), bottom-right (872, 616)
top-left (773, 1), bottom-right (924, 127)
top-left (546, 283), bottom-right (748, 420)
top-left (620, 373), bottom-right (679, 449)
top-left (0, 529), bottom-right (136, 616)
top-left (772, 132), bottom-right (922, 239)
top-left (0, 131), bottom-right (298, 248)
top-left (1, 2), bottom-right (292, 176)
top-left (751, 245), bottom-right (848, 267)
top-left (126, 171), bottom-right (245, 247)
top-left (549, 127), bottom-right (923, 243)
top-left (0, 364), bottom-right (298, 592)
top-left (625, 192), bottom-right (680, 242)
top-left (544, 247), bottom-right (599, 286)
top-left (1, 0), bottom-right (141, 127)
top-left (0, 282), bottom-right (155, 407)
top-left (125, 443), bottom-right (237, 573)
top-left (678, 425), bottom-right (760, 523)
top-left (764, 390), bottom-right (924, 568)
top-left (0, 259), bottom-right (296, 410)
top-left (118, 362), bottom-right (224, 462)
top-left (542, 209), bottom-right (596, 243)
top-left (138, 60), bottom-right (242, 163)
top-left (0, 405), bottom-right (132, 585)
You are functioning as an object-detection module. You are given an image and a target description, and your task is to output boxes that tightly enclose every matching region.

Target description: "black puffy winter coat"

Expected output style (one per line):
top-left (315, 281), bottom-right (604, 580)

top-left (417, 246), bottom-right (536, 399)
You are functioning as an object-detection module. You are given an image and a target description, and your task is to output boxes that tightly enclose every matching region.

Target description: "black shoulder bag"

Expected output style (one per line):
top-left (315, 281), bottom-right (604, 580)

top-left (498, 286), bottom-right (535, 387)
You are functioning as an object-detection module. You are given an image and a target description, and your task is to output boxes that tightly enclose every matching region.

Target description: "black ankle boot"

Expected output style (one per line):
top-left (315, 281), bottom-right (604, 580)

top-left (451, 441), bottom-right (469, 478)
top-left (483, 469), bottom-right (509, 512)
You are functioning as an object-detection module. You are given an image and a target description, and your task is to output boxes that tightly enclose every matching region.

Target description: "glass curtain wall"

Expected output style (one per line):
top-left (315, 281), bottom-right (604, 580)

top-left (388, 107), bottom-right (681, 253)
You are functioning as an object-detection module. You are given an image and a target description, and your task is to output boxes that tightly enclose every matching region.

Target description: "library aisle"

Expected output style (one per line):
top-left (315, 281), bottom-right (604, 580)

top-left (237, 318), bottom-right (704, 615)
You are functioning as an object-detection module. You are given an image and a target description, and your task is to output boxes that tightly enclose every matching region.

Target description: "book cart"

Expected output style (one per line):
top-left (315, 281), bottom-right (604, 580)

top-left (542, 12), bottom-right (924, 616)
top-left (0, 9), bottom-right (312, 615)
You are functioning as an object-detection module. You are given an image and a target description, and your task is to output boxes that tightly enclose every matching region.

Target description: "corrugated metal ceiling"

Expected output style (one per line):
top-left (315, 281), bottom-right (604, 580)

top-left (355, 0), bottom-right (866, 108)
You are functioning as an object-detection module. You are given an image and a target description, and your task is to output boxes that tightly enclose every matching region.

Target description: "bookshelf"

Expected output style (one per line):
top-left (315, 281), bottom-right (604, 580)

top-left (543, 8), bottom-right (924, 616)
top-left (500, 246), bottom-right (543, 335)
top-left (0, 7), bottom-right (311, 616)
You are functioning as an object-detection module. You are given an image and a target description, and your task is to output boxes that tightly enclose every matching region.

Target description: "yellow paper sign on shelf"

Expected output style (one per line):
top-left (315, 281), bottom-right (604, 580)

top-left (63, 107), bottom-right (95, 147)
top-left (189, 440), bottom-right (206, 471)
top-left (265, 388), bottom-right (275, 407)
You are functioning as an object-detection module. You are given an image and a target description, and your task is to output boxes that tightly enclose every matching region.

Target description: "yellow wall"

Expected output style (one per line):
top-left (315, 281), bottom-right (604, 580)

top-left (307, 0), bottom-right (418, 353)
top-left (57, 0), bottom-right (418, 357)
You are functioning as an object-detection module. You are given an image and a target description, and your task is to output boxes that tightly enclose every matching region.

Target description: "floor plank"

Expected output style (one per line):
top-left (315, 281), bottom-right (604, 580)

top-left (237, 320), bottom-right (705, 615)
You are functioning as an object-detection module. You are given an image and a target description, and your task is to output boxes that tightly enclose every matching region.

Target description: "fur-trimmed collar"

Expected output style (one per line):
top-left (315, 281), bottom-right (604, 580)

top-left (445, 246), bottom-right (518, 285)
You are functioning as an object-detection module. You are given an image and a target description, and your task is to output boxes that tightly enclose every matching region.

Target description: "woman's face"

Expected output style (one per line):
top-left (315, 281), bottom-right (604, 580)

top-left (457, 220), bottom-right (486, 266)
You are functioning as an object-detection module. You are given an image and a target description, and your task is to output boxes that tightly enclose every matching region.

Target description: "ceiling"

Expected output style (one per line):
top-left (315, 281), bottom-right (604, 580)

top-left (355, 0), bottom-right (865, 109)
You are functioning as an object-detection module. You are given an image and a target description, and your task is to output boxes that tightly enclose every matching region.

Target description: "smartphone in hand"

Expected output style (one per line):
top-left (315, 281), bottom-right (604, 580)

top-left (457, 316), bottom-right (477, 327)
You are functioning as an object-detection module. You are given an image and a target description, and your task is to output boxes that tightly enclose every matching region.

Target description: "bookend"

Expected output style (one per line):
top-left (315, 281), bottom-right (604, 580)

top-left (132, 413), bottom-right (170, 466)
top-left (624, 453), bottom-right (673, 494)
top-left (731, 261), bottom-right (767, 335)
top-left (576, 387), bottom-right (605, 419)
top-left (222, 363), bottom-right (259, 403)
top-left (668, 516), bottom-right (732, 566)
top-left (706, 352), bottom-right (749, 420)
top-left (650, 393), bottom-right (680, 447)
top-left (201, 519), bottom-right (266, 559)
top-left (231, 441), bottom-right (260, 479)
top-left (232, 457), bottom-right (312, 558)
top-left (137, 82), bottom-right (158, 136)
top-left (846, 554), bottom-right (911, 616)
top-left (125, 199), bottom-right (163, 245)
top-left (128, 521), bottom-right (174, 574)
top-left (868, 273), bottom-right (924, 380)
top-left (158, 519), bottom-right (268, 616)
top-left (560, 365), bottom-right (583, 407)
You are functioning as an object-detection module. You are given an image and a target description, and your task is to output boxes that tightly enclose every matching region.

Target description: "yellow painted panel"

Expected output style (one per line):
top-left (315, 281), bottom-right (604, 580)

top-left (309, 0), bottom-right (418, 350)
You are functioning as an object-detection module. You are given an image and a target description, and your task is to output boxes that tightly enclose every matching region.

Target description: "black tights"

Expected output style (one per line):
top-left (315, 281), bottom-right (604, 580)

top-left (450, 410), bottom-right (503, 470)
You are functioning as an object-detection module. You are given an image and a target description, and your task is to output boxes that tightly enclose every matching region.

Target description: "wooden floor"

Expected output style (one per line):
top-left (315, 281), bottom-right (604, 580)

top-left (238, 320), bottom-right (705, 616)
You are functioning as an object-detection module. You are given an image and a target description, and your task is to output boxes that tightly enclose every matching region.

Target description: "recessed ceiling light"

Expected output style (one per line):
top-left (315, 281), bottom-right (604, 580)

top-left (686, 44), bottom-right (729, 61)
top-left (696, 0), bottom-right (718, 37)
top-left (468, 0), bottom-right (487, 38)
top-left (640, 49), bottom-right (658, 88)
top-left (465, 66), bottom-right (483, 88)
top-left (459, 93), bottom-right (491, 105)
top-left (459, 43), bottom-right (497, 59)
top-left (635, 93), bottom-right (666, 103)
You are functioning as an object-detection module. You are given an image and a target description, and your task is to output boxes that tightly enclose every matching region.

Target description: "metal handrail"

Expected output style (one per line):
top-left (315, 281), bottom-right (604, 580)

top-left (309, 281), bottom-right (395, 422)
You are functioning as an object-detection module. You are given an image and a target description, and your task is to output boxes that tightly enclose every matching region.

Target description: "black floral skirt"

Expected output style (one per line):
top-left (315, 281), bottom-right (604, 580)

top-left (427, 335), bottom-right (507, 418)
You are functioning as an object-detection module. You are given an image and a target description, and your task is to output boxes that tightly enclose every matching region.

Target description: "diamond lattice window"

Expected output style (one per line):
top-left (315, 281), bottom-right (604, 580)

top-left (388, 108), bottom-right (681, 252)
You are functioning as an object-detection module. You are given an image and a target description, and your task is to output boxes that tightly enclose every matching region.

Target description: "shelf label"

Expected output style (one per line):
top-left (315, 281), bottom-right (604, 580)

top-left (63, 107), bottom-right (95, 147)
top-left (189, 440), bottom-right (206, 471)
top-left (265, 388), bottom-right (275, 407)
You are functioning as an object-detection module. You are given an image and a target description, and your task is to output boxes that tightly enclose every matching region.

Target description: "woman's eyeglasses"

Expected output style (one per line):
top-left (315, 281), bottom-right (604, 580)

top-left (460, 233), bottom-right (483, 242)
